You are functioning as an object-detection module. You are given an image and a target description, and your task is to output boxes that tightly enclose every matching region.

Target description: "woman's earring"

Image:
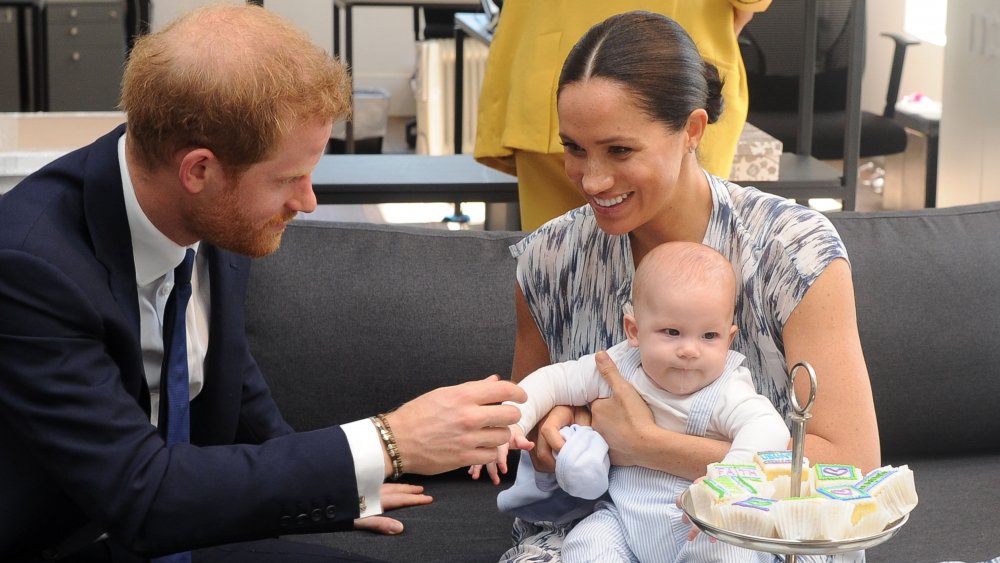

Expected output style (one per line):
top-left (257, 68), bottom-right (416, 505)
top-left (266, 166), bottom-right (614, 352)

top-left (688, 145), bottom-right (697, 154)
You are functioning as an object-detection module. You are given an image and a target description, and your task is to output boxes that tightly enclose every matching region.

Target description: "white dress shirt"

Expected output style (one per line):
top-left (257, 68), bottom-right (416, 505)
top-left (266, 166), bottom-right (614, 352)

top-left (117, 134), bottom-right (384, 517)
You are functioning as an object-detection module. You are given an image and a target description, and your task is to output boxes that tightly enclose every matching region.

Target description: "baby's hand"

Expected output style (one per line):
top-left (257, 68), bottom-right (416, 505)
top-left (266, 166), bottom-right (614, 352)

top-left (468, 424), bottom-right (535, 485)
top-left (507, 423), bottom-right (534, 452)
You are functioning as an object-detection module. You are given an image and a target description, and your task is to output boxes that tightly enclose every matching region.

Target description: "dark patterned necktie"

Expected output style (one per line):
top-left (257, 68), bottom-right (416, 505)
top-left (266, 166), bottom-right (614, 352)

top-left (155, 249), bottom-right (195, 563)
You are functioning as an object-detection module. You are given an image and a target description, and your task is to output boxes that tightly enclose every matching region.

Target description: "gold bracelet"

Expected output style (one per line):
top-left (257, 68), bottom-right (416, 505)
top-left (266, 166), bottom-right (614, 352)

top-left (372, 414), bottom-right (404, 480)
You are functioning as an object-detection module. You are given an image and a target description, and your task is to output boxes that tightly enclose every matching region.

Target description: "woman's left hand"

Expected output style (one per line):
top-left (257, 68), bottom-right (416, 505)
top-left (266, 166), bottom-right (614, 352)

top-left (353, 482), bottom-right (434, 534)
top-left (589, 351), bottom-right (657, 467)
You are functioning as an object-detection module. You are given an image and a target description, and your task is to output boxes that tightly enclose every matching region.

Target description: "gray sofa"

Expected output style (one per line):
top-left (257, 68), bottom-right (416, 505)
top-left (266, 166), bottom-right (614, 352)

top-left (245, 202), bottom-right (1000, 563)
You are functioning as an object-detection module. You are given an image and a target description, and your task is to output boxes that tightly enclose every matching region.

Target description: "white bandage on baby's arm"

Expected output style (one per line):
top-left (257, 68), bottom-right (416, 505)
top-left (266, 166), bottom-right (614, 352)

top-left (717, 368), bottom-right (791, 464)
top-left (505, 356), bottom-right (605, 432)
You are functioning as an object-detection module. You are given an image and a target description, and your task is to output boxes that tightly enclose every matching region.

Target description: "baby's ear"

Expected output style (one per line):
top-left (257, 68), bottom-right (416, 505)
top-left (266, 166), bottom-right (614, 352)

top-left (728, 324), bottom-right (737, 345)
top-left (623, 314), bottom-right (640, 347)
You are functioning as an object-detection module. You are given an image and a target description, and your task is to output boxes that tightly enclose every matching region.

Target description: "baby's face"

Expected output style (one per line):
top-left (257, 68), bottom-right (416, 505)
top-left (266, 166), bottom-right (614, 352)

top-left (631, 285), bottom-right (735, 396)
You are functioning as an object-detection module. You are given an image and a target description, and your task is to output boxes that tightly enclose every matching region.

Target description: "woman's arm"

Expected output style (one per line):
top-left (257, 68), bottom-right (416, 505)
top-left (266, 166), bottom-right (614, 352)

top-left (512, 284), bottom-right (552, 382)
top-left (512, 284), bottom-right (583, 472)
top-left (782, 258), bottom-right (881, 473)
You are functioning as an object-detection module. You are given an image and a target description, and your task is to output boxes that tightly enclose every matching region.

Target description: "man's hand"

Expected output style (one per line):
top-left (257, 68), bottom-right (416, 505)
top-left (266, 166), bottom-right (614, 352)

top-left (353, 483), bottom-right (432, 534)
top-left (386, 375), bottom-right (527, 476)
top-left (589, 351), bottom-right (655, 467)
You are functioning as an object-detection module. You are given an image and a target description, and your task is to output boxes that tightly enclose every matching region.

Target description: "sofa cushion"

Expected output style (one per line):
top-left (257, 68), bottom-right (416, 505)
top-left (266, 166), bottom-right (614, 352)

top-left (291, 473), bottom-right (516, 563)
top-left (828, 202), bottom-right (1000, 458)
top-left (865, 452), bottom-right (1000, 563)
top-left (246, 220), bottom-right (524, 430)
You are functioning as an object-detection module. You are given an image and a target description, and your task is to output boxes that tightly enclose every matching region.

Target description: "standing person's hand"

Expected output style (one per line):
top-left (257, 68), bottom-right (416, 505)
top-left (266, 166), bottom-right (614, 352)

top-left (589, 351), bottom-right (656, 467)
top-left (733, 8), bottom-right (755, 36)
top-left (386, 375), bottom-right (527, 476)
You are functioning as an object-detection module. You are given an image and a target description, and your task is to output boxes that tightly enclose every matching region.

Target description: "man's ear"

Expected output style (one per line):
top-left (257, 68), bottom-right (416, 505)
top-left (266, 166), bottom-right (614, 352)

top-left (623, 313), bottom-right (640, 348)
top-left (178, 148), bottom-right (219, 195)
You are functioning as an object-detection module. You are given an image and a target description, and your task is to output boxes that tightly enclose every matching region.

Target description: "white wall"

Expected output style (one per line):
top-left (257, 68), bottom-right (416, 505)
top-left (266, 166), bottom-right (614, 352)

top-left (149, 1), bottom-right (417, 116)
top-left (936, 1), bottom-right (1000, 206)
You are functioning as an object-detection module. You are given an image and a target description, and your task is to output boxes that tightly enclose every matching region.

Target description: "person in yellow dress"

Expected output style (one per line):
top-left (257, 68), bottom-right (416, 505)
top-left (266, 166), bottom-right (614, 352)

top-left (474, 0), bottom-right (771, 231)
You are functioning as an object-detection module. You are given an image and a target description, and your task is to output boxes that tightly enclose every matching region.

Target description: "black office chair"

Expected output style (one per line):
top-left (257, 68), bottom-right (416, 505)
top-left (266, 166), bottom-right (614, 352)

top-left (739, 0), bottom-right (919, 192)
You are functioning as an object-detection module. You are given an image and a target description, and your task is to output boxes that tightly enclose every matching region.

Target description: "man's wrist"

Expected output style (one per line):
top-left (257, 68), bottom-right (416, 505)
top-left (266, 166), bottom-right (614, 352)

top-left (371, 413), bottom-right (404, 480)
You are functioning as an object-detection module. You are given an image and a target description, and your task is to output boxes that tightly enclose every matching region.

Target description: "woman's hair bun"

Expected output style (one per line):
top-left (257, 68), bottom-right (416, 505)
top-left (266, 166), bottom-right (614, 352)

top-left (703, 61), bottom-right (724, 124)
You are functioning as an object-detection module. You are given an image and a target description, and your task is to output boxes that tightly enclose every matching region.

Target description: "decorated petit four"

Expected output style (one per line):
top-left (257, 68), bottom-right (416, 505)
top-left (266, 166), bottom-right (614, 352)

top-left (753, 450), bottom-right (810, 498)
top-left (856, 465), bottom-right (919, 521)
top-left (714, 496), bottom-right (778, 537)
top-left (688, 475), bottom-right (762, 525)
top-left (770, 496), bottom-right (836, 540)
top-left (706, 463), bottom-right (775, 498)
top-left (811, 463), bottom-right (863, 490)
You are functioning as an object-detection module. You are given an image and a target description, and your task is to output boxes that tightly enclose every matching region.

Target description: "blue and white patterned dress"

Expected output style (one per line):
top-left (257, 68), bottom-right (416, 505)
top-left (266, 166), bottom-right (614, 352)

top-left (503, 172), bottom-right (860, 563)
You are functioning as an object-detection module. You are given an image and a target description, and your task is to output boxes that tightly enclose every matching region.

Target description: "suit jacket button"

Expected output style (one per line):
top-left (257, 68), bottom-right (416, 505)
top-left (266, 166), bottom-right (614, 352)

top-left (325, 505), bottom-right (337, 519)
top-left (310, 508), bottom-right (323, 522)
top-left (296, 513), bottom-right (309, 525)
top-left (280, 515), bottom-right (292, 527)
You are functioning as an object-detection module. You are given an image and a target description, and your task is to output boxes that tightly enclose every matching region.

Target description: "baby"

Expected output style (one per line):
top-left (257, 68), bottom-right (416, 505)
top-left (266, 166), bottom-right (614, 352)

top-left (475, 241), bottom-right (789, 562)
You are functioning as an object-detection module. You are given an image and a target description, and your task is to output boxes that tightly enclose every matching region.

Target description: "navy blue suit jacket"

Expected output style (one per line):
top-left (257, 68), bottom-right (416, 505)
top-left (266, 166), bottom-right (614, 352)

top-left (0, 126), bottom-right (360, 561)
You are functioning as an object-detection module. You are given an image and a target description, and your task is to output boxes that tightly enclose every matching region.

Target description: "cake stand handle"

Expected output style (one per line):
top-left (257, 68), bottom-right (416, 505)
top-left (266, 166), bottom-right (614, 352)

top-left (785, 361), bottom-right (817, 563)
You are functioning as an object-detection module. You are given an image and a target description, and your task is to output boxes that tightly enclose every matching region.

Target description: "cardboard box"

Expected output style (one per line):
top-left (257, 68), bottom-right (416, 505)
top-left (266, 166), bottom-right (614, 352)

top-left (0, 112), bottom-right (125, 193)
top-left (731, 122), bottom-right (782, 182)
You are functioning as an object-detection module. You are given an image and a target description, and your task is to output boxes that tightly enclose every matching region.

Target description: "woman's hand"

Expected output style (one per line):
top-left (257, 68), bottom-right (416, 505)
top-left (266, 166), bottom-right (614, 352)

top-left (589, 351), bottom-right (656, 467)
top-left (528, 404), bottom-right (588, 473)
top-left (353, 483), bottom-right (433, 535)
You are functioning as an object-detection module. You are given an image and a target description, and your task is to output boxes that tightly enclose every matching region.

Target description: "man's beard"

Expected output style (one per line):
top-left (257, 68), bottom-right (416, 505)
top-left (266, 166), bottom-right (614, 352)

top-left (190, 181), bottom-right (296, 258)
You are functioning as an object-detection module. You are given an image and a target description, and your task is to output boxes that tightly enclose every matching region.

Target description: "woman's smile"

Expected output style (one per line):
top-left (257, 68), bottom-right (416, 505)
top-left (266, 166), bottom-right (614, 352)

top-left (593, 192), bottom-right (633, 208)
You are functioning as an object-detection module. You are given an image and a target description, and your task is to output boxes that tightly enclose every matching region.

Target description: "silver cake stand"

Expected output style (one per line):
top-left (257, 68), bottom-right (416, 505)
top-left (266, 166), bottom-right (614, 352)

top-left (680, 362), bottom-right (909, 561)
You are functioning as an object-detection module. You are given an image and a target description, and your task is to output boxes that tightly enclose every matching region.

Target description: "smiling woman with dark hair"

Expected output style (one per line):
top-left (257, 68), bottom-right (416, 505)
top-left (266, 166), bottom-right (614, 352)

top-left (474, 0), bottom-right (771, 232)
top-left (501, 10), bottom-right (879, 563)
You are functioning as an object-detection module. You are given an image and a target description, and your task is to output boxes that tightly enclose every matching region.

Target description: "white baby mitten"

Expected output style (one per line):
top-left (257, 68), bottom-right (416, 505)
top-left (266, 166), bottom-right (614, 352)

top-left (554, 424), bottom-right (611, 500)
